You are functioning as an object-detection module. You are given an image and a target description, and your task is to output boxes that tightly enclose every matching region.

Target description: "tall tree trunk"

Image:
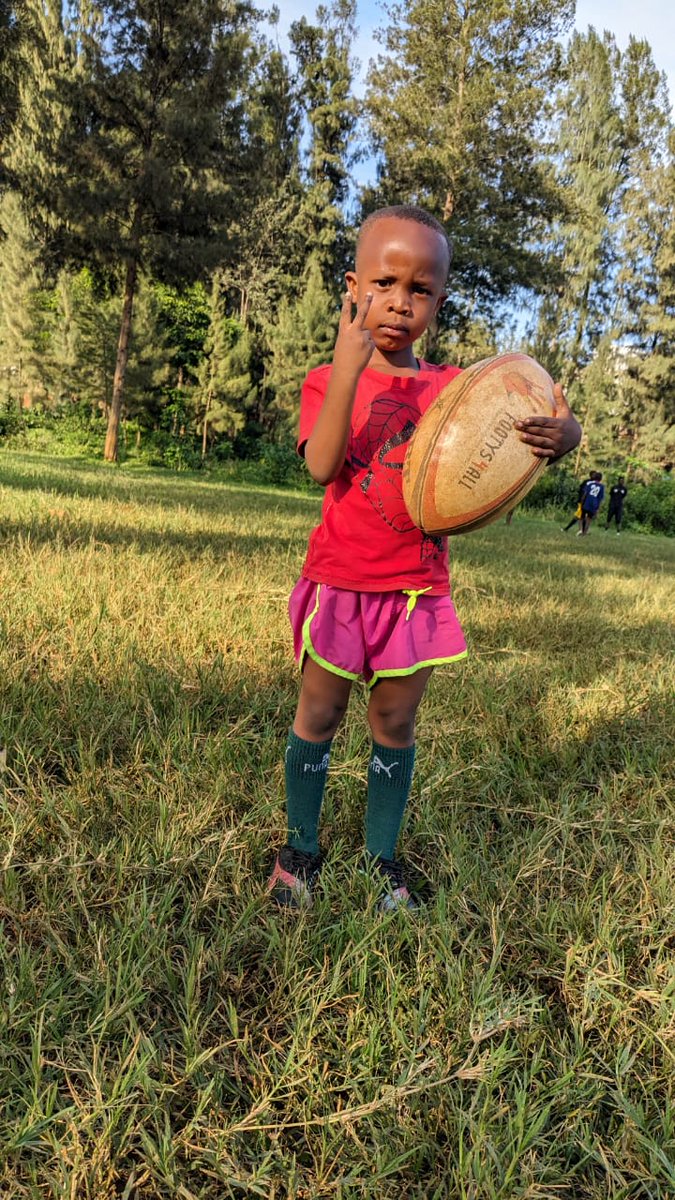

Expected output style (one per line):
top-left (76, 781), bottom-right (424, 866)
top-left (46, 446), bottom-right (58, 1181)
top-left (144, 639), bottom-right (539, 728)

top-left (202, 389), bottom-right (212, 458)
top-left (104, 255), bottom-right (138, 461)
top-left (104, 209), bottom-right (143, 462)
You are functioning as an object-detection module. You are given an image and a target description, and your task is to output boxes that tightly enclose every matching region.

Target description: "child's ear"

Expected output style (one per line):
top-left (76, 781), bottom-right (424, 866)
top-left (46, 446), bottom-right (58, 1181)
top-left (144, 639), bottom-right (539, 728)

top-left (434, 292), bottom-right (448, 316)
top-left (345, 271), bottom-right (358, 303)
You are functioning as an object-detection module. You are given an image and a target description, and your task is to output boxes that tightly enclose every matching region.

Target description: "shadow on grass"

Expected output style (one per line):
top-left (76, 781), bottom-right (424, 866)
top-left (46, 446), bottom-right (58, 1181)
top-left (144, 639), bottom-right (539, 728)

top-left (0, 508), bottom-right (307, 560)
top-left (1, 648), bottom-right (298, 794)
top-left (0, 450), bottom-right (321, 519)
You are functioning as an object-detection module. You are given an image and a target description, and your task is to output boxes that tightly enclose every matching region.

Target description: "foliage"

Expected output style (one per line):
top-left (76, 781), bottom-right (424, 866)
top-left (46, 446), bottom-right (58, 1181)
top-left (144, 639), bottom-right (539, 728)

top-left (256, 439), bottom-right (310, 488)
top-left (533, 29), bottom-right (625, 386)
top-left (264, 253), bottom-right (339, 434)
top-left (520, 462), bottom-right (675, 535)
top-left (366, 0), bottom-right (574, 328)
top-left (289, 0), bottom-right (360, 286)
top-left (0, 2), bottom-right (673, 467)
top-left (0, 398), bottom-right (22, 437)
top-left (195, 278), bottom-right (257, 453)
top-left (0, 191), bottom-right (54, 406)
top-left (5, 0), bottom-right (264, 460)
top-left (621, 474), bottom-right (675, 535)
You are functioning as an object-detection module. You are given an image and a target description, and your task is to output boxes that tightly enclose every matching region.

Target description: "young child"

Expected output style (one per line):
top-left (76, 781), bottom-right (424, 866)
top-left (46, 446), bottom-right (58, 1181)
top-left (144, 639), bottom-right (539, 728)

top-left (268, 205), bottom-right (581, 912)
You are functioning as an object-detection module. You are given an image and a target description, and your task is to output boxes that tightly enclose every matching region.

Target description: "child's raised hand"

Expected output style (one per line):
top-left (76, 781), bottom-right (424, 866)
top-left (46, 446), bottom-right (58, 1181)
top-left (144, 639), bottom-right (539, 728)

top-left (332, 292), bottom-right (375, 377)
top-left (515, 383), bottom-right (582, 461)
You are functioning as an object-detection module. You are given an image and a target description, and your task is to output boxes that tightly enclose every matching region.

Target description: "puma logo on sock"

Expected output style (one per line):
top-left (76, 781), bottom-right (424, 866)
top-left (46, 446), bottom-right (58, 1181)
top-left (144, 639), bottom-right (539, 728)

top-left (370, 756), bottom-right (399, 777)
top-left (303, 754), bottom-right (330, 773)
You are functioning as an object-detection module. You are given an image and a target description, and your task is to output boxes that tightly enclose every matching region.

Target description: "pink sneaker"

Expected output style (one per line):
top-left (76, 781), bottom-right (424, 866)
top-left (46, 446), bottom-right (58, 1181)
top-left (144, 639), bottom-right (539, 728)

top-left (267, 845), bottom-right (324, 909)
top-left (367, 855), bottom-right (420, 912)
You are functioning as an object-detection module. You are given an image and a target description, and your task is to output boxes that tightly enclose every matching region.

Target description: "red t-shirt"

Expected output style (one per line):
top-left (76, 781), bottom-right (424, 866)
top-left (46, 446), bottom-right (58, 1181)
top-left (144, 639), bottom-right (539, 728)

top-left (298, 361), bottom-right (462, 594)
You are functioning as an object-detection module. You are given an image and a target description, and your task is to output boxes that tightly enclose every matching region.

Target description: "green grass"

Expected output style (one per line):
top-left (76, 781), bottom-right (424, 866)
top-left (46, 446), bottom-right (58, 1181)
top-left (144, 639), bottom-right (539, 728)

top-left (1, 448), bottom-right (674, 1199)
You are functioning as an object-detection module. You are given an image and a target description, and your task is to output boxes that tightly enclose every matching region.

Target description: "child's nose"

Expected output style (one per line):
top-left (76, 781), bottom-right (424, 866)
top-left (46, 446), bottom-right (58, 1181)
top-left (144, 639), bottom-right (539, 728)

top-left (389, 288), bottom-right (413, 313)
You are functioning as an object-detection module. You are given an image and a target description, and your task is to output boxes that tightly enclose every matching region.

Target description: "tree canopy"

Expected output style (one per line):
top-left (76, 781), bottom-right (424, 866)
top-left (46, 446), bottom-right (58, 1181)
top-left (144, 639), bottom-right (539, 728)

top-left (0, 0), bottom-right (673, 474)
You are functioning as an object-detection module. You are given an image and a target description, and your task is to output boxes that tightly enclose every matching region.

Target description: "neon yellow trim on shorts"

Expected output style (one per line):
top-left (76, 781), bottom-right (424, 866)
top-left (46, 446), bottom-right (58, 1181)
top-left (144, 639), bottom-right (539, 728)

top-left (300, 583), bottom-right (360, 682)
top-left (367, 649), bottom-right (468, 689)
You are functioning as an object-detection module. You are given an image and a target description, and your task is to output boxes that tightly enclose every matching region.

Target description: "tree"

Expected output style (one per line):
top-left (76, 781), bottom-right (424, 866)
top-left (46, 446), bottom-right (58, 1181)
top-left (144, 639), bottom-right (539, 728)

top-left (218, 30), bottom-right (307, 330)
top-left (531, 28), bottom-right (625, 391)
top-left (5, 0), bottom-right (262, 460)
top-left (0, 190), bottom-right (53, 406)
top-left (196, 274), bottom-right (257, 455)
top-left (51, 268), bottom-right (119, 416)
top-left (263, 253), bottom-right (338, 434)
top-left (613, 40), bottom-right (674, 465)
top-left (290, 0), bottom-right (360, 287)
top-left (366, 0), bottom-right (574, 327)
top-left (0, 0), bottom-right (23, 186)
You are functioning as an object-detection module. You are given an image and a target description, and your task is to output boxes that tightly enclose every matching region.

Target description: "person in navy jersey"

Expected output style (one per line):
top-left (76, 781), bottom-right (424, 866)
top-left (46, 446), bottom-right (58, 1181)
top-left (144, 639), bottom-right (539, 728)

top-left (562, 471), bottom-right (597, 533)
top-left (605, 477), bottom-right (627, 533)
top-left (580, 472), bottom-right (605, 535)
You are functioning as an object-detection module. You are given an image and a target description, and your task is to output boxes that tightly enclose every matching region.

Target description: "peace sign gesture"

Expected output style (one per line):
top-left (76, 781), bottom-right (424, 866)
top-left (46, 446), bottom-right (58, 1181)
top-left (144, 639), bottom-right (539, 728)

top-left (332, 291), bottom-right (375, 379)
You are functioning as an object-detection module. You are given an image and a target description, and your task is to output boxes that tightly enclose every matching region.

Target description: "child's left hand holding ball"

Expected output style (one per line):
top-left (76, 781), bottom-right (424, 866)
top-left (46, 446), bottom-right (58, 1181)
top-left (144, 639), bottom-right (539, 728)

top-left (515, 383), bottom-right (582, 461)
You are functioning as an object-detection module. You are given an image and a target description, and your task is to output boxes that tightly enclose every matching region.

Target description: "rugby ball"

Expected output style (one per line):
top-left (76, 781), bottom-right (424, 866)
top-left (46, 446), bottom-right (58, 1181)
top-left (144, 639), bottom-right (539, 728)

top-left (403, 353), bottom-right (556, 535)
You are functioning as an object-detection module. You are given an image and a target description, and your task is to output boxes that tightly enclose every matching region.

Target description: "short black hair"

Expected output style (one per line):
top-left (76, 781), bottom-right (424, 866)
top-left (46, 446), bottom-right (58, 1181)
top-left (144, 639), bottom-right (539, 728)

top-left (357, 204), bottom-right (452, 274)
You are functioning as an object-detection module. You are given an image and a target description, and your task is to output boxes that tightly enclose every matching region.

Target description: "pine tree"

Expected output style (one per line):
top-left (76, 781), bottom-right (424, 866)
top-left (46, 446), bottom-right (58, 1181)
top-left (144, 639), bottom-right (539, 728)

top-left (264, 253), bottom-right (338, 434)
top-left (153, 282), bottom-right (211, 390)
top-left (196, 274), bottom-right (257, 455)
top-left (51, 268), bottom-right (119, 416)
top-left (532, 27), bottom-right (625, 391)
top-left (5, 0), bottom-right (262, 461)
top-left (290, 0), bottom-right (359, 287)
top-left (0, 191), bottom-right (54, 406)
top-left (0, 0), bottom-right (23, 185)
top-left (218, 32), bottom-right (306, 330)
top-left (613, 40), bottom-right (675, 466)
top-left (365, 0), bottom-right (574, 326)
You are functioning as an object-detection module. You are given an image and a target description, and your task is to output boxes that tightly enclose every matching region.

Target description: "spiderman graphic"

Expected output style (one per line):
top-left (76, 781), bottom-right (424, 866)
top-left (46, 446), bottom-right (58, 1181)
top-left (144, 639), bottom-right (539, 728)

top-left (349, 395), bottom-right (443, 561)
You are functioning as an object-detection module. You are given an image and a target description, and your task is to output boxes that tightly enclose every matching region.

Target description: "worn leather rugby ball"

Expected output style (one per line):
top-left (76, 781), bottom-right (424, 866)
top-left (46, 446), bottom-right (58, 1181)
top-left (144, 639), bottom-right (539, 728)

top-left (403, 353), bottom-right (556, 535)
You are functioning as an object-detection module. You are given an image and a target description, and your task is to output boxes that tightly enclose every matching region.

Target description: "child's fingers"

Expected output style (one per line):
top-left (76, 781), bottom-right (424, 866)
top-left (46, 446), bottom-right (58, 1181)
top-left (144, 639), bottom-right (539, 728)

top-left (518, 430), bottom-right (557, 451)
top-left (552, 382), bottom-right (571, 416)
top-left (515, 415), bottom-right (557, 431)
top-left (354, 292), bottom-right (373, 327)
top-left (339, 291), bottom-right (354, 328)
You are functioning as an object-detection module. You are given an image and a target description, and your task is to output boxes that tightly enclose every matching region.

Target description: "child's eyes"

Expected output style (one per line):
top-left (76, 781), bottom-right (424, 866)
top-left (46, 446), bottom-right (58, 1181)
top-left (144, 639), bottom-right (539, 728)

top-left (373, 279), bottom-right (431, 294)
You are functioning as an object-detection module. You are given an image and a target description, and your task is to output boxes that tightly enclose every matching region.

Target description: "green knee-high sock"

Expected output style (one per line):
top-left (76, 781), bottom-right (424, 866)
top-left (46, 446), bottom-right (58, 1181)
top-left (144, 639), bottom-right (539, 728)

top-left (285, 730), bottom-right (332, 854)
top-left (365, 741), bottom-right (416, 861)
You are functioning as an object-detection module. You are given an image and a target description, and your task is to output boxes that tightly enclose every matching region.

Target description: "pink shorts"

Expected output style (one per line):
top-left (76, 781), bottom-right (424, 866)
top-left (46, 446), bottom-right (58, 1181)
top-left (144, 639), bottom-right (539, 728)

top-left (289, 578), bottom-right (467, 688)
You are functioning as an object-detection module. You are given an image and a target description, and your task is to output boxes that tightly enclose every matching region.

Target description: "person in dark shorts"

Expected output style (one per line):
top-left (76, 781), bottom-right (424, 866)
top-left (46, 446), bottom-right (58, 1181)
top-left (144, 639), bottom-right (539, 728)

top-left (605, 477), bottom-right (627, 533)
top-left (562, 472), bottom-right (597, 532)
top-left (580, 472), bottom-right (604, 535)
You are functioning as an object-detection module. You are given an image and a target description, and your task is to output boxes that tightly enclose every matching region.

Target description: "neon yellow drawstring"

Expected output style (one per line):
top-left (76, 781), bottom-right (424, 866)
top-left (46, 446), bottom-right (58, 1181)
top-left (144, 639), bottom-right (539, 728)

top-left (402, 587), bottom-right (432, 621)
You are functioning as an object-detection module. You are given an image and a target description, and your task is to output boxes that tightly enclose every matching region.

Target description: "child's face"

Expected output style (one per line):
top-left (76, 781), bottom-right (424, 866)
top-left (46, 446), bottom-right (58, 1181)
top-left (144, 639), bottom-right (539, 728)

top-left (346, 217), bottom-right (448, 368)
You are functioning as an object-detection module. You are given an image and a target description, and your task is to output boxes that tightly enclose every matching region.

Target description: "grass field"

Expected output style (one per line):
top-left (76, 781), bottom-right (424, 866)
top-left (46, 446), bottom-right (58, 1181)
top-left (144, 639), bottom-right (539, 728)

top-left (1, 448), bottom-right (674, 1199)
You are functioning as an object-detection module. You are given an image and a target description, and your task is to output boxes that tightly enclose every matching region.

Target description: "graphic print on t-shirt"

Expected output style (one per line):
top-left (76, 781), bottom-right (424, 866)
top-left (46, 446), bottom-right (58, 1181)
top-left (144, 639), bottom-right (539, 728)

top-left (349, 394), bottom-right (443, 560)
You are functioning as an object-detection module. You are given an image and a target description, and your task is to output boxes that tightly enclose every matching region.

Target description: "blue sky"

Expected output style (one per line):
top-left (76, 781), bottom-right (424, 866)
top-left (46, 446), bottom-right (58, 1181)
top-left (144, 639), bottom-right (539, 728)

top-left (274, 0), bottom-right (675, 186)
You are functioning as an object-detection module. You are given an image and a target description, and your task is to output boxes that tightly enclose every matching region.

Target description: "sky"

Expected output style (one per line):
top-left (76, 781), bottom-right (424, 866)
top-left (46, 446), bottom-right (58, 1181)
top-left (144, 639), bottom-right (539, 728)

top-left (273, 0), bottom-right (675, 187)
